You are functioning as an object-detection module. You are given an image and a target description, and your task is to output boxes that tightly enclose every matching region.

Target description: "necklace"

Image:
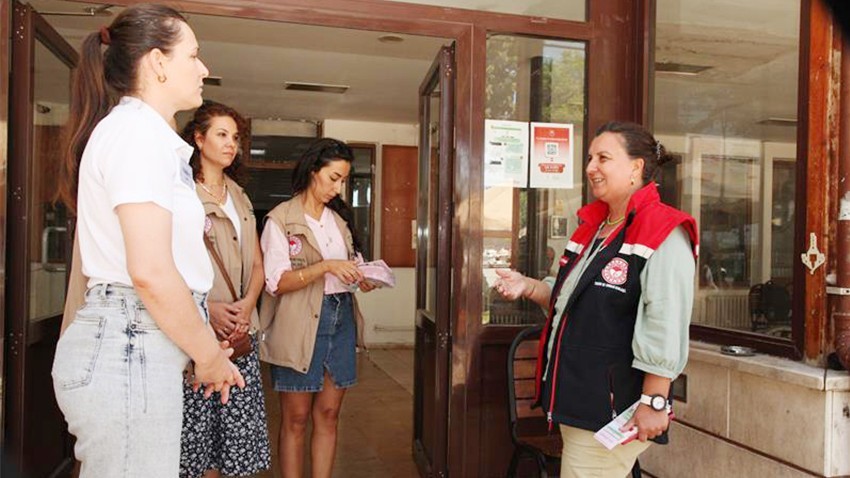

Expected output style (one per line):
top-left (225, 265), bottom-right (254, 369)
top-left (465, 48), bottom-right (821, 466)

top-left (604, 215), bottom-right (625, 226)
top-left (198, 181), bottom-right (227, 206)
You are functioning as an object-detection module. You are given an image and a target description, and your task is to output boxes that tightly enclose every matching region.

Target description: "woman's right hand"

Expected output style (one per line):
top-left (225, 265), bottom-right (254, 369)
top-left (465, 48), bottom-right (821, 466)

top-left (493, 269), bottom-right (530, 300)
top-left (208, 301), bottom-right (241, 339)
top-left (323, 259), bottom-right (364, 285)
top-left (192, 347), bottom-right (245, 404)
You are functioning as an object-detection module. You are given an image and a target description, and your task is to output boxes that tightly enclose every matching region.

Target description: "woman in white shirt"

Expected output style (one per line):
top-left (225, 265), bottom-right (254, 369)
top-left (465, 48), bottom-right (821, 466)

top-left (53, 5), bottom-right (243, 477)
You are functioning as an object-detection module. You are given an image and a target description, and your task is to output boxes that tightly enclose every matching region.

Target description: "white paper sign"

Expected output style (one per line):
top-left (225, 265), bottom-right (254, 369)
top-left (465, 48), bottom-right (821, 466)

top-left (529, 122), bottom-right (574, 189)
top-left (484, 119), bottom-right (529, 187)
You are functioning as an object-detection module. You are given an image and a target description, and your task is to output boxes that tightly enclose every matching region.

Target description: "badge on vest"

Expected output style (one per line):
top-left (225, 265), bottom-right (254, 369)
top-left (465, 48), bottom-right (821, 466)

top-left (288, 236), bottom-right (303, 256)
top-left (601, 257), bottom-right (629, 285)
top-left (179, 161), bottom-right (194, 189)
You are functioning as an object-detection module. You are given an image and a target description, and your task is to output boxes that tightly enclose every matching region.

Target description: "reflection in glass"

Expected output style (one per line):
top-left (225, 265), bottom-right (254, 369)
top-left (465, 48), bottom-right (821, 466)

top-left (421, 84), bottom-right (441, 315)
top-left (29, 40), bottom-right (71, 322)
top-left (654, 0), bottom-right (799, 339)
top-left (482, 36), bottom-right (586, 326)
top-left (348, 146), bottom-right (374, 260)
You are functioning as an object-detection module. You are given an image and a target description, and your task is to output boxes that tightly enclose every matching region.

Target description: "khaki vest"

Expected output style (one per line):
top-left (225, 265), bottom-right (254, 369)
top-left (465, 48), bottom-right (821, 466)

top-left (258, 197), bottom-right (355, 372)
top-left (201, 177), bottom-right (260, 330)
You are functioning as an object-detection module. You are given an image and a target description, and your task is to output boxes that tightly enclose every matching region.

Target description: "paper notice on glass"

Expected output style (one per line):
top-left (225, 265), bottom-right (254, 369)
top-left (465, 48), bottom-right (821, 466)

top-left (593, 401), bottom-right (639, 450)
top-left (484, 119), bottom-right (529, 187)
top-left (529, 122), bottom-right (574, 189)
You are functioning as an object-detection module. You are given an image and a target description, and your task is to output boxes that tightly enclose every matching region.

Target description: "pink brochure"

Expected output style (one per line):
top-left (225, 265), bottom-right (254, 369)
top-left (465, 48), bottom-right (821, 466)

top-left (357, 260), bottom-right (396, 288)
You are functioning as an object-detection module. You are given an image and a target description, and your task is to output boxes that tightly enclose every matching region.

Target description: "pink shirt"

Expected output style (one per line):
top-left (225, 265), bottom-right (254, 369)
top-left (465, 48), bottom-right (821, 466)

top-left (260, 206), bottom-right (354, 295)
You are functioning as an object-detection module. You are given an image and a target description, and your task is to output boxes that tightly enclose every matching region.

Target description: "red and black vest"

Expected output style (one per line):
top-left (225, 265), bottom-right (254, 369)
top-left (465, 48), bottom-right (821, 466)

top-left (534, 183), bottom-right (698, 433)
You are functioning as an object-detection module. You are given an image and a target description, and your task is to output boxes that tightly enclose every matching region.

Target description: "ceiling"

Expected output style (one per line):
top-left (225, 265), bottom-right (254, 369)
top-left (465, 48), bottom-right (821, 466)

top-left (26, 0), bottom-right (800, 143)
top-left (28, 0), bottom-right (450, 124)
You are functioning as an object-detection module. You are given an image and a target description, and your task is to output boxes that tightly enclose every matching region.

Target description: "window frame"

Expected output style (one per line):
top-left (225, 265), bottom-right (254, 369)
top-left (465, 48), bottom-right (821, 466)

top-left (680, 0), bottom-right (833, 360)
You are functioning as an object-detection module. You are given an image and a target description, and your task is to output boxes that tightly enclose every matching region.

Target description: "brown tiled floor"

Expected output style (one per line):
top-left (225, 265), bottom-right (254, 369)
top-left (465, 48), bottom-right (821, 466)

top-left (252, 348), bottom-right (418, 478)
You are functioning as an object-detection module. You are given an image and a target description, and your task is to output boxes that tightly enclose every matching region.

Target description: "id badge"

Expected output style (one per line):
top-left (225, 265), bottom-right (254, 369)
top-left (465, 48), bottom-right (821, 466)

top-left (179, 161), bottom-right (194, 189)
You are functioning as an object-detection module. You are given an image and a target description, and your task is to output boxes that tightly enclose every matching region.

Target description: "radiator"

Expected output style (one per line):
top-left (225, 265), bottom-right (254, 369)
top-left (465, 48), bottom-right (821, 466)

top-left (695, 292), bottom-right (750, 330)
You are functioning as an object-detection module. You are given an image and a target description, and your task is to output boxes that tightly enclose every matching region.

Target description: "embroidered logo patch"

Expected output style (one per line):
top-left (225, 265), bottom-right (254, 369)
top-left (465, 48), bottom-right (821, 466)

top-left (204, 216), bottom-right (213, 235)
top-left (601, 257), bottom-right (629, 285)
top-left (288, 236), bottom-right (303, 256)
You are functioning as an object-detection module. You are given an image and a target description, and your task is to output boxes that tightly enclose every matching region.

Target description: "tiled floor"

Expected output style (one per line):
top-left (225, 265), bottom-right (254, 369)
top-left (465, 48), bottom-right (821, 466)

top-left (253, 347), bottom-right (418, 478)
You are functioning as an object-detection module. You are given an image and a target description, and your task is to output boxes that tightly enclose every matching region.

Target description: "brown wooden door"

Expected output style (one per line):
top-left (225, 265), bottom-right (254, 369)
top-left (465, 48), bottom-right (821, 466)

top-left (5, 2), bottom-right (78, 476)
top-left (381, 145), bottom-right (418, 267)
top-left (413, 45), bottom-right (454, 478)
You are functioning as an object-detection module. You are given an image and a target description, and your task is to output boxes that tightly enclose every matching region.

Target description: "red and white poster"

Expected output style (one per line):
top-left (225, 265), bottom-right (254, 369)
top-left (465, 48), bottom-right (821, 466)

top-left (530, 122), bottom-right (574, 189)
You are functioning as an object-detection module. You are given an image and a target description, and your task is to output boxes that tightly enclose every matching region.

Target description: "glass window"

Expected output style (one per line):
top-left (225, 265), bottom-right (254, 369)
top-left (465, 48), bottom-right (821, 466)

top-left (653, 0), bottom-right (800, 340)
top-left (347, 145), bottom-right (375, 260)
top-left (381, 0), bottom-right (585, 22)
top-left (482, 35), bottom-right (587, 325)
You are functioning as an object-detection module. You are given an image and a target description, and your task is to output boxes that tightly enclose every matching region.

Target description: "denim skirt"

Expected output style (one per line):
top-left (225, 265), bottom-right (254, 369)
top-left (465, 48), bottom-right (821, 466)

top-left (52, 283), bottom-right (207, 478)
top-left (270, 292), bottom-right (357, 392)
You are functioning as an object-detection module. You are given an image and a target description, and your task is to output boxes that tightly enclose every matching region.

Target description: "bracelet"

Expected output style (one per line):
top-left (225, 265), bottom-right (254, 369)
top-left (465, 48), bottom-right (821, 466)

top-left (526, 279), bottom-right (537, 298)
top-left (298, 270), bottom-right (305, 283)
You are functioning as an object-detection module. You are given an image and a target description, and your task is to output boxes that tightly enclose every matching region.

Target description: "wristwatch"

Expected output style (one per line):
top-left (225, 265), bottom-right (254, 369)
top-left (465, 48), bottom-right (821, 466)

top-left (640, 393), bottom-right (668, 412)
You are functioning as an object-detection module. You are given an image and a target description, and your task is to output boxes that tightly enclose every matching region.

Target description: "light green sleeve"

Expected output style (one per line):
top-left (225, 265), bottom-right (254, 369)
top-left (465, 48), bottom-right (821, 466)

top-left (632, 226), bottom-right (695, 379)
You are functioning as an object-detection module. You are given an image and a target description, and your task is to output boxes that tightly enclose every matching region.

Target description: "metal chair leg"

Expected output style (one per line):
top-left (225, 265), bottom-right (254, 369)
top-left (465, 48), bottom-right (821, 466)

top-left (534, 450), bottom-right (548, 478)
top-left (507, 448), bottom-right (521, 478)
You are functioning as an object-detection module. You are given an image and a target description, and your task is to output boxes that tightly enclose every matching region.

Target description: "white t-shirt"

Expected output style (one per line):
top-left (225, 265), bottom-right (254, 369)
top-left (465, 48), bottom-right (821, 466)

top-left (221, 192), bottom-right (241, 246)
top-left (77, 96), bottom-right (214, 292)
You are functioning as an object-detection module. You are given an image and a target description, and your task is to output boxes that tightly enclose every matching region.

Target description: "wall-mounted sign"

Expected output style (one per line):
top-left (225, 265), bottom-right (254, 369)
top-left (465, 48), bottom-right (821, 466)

top-left (530, 122), bottom-right (574, 189)
top-left (484, 119), bottom-right (529, 187)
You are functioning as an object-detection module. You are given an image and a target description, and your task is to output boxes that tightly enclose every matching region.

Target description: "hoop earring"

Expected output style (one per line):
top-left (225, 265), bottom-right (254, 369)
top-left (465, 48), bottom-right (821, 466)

top-left (157, 74), bottom-right (167, 83)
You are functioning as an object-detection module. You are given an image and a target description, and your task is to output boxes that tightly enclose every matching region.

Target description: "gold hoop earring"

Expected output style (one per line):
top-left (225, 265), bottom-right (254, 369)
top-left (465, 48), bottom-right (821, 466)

top-left (157, 74), bottom-right (167, 83)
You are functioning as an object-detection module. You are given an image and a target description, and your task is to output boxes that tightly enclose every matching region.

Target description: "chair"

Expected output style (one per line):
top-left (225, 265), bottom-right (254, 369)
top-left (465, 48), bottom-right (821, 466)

top-left (506, 325), bottom-right (643, 478)
top-left (506, 325), bottom-right (561, 477)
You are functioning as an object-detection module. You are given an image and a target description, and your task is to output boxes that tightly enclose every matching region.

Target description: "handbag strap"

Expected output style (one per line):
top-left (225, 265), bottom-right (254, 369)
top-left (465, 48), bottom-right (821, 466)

top-left (203, 232), bottom-right (239, 302)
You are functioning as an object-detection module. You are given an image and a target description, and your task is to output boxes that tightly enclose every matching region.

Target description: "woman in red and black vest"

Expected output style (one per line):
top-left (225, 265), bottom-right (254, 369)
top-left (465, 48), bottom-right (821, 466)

top-left (496, 121), bottom-right (698, 477)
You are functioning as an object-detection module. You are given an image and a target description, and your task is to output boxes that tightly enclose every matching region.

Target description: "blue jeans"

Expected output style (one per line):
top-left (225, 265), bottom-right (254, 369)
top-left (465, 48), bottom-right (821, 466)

top-left (52, 284), bottom-right (207, 477)
top-left (270, 293), bottom-right (357, 392)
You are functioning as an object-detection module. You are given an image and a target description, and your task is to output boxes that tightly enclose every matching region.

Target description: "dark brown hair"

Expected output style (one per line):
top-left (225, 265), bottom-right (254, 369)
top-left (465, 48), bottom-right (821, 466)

top-left (180, 100), bottom-right (249, 187)
top-left (595, 121), bottom-right (674, 183)
top-left (291, 138), bottom-right (363, 255)
top-left (58, 4), bottom-right (187, 211)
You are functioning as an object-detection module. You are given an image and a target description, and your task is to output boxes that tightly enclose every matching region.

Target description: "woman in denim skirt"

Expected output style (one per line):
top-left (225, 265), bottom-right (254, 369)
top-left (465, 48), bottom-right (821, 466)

top-left (259, 138), bottom-right (377, 478)
top-left (178, 101), bottom-right (271, 478)
top-left (53, 5), bottom-right (244, 477)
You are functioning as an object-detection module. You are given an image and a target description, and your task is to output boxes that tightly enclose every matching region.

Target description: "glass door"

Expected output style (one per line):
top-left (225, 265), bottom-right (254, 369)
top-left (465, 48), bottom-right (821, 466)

top-left (5, 2), bottom-right (77, 475)
top-left (413, 44), bottom-right (454, 478)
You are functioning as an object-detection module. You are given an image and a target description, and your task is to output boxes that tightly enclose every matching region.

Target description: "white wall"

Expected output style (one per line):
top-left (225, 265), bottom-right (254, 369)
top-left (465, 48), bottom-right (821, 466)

top-left (323, 119), bottom-right (419, 346)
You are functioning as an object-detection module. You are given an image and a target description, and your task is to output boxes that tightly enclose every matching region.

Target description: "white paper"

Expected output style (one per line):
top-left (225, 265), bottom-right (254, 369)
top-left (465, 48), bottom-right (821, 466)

top-left (593, 400), bottom-right (639, 450)
top-left (484, 119), bottom-right (529, 187)
top-left (529, 122), bottom-right (574, 189)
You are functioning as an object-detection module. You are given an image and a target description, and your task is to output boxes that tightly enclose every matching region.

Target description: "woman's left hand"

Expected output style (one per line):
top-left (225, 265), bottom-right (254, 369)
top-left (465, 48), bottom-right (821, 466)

top-left (231, 297), bottom-right (255, 333)
top-left (358, 279), bottom-right (378, 293)
top-left (621, 404), bottom-right (669, 442)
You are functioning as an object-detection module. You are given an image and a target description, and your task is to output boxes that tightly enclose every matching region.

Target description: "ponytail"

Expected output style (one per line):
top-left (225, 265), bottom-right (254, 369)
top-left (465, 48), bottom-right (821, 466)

top-left (58, 32), bottom-right (115, 211)
top-left (57, 3), bottom-right (187, 212)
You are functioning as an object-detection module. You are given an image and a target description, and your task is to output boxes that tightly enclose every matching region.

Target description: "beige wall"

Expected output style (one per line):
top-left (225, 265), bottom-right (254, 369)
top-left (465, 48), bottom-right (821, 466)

top-left (641, 343), bottom-right (850, 477)
top-left (323, 119), bottom-right (419, 346)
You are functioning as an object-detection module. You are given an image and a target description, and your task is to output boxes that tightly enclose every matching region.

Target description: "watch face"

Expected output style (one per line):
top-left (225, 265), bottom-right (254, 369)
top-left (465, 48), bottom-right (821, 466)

top-left (651, 395), bottom-right (666, 411)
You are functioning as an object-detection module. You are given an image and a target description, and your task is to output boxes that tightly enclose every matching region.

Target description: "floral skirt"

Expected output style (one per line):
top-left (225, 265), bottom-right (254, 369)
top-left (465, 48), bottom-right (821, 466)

top-left (179, 336), bottom-right (271, 478)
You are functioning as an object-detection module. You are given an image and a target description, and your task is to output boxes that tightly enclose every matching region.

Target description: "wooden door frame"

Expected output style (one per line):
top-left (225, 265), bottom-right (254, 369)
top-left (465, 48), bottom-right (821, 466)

top-left (5, 1), bottom-right (78, 472)
top-left (8, 1), bottom-right (650, 475)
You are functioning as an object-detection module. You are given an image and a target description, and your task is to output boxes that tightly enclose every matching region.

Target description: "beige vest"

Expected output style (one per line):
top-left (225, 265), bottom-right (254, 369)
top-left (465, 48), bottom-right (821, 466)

top-left (258, 197), bottom-right (355, 372)
top-left (201, 177), bottom-right (260, 329)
